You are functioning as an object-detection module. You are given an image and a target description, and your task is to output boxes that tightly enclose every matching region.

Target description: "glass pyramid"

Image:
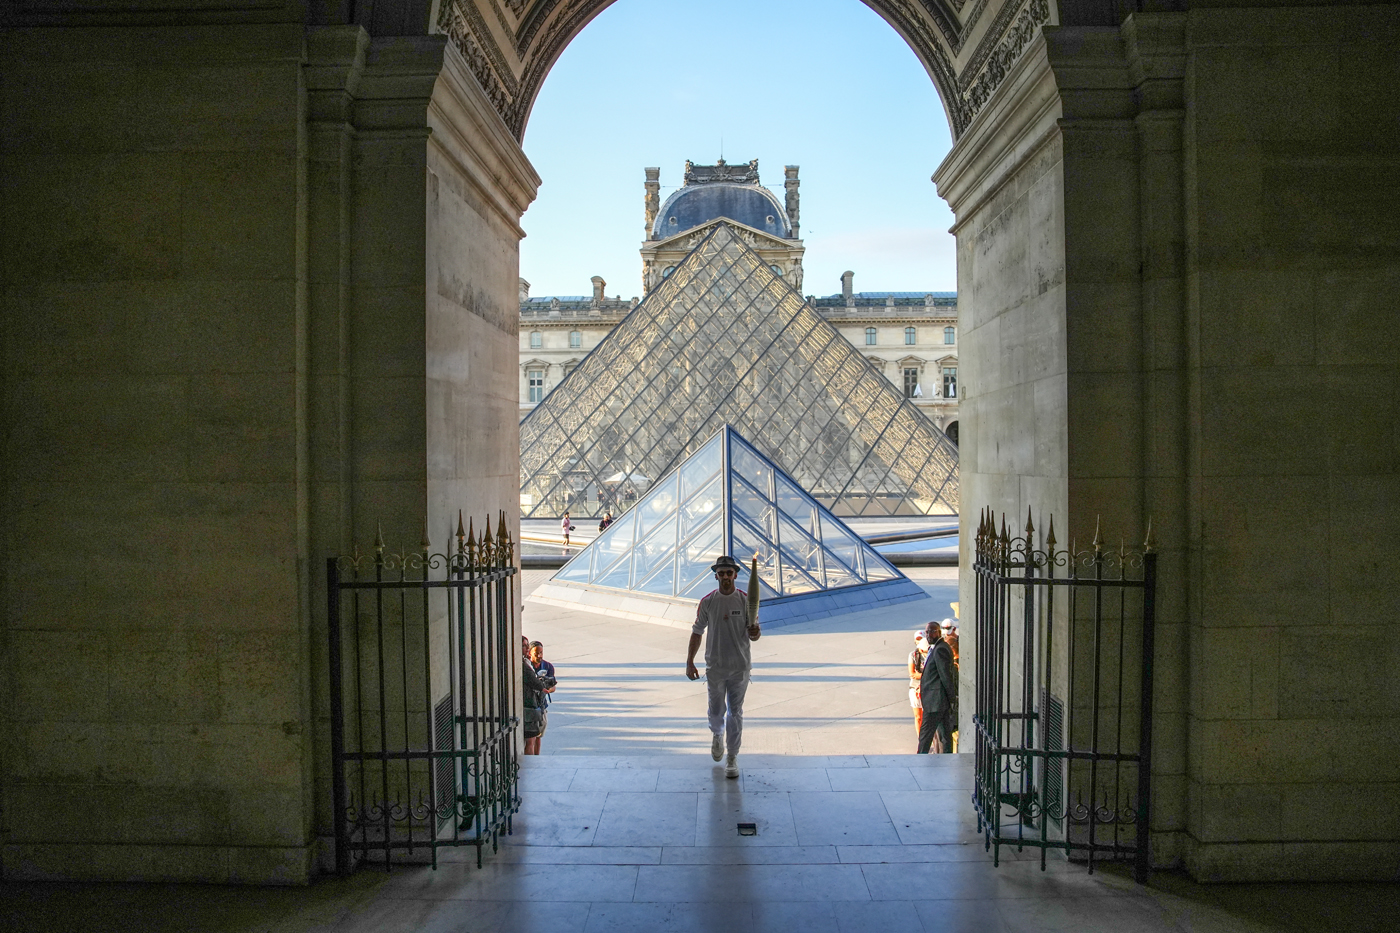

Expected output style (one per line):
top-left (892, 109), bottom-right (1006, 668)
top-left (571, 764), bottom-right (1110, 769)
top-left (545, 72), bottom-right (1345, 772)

top-left (551, 426), bottom-right (929, 619)
top-left (519, 222), bottom-right (958, 519)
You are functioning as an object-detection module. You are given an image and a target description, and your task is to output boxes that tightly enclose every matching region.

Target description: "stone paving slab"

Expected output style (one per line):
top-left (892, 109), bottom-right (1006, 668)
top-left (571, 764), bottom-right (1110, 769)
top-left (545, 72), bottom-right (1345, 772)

top-left (3, 752), bottom-right (1396, 932)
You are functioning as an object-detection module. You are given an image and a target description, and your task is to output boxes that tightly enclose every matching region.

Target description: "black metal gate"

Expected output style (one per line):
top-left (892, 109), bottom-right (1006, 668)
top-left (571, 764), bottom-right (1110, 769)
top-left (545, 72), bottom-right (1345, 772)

top-left (972, 509), bottom-right (1158, 882)
top-left (327, 512), bottom-right (520, 873)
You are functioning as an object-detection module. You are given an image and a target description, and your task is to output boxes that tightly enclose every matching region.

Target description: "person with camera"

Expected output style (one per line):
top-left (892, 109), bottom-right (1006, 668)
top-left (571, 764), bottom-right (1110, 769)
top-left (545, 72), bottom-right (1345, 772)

top-left (522, 635), bottom-right (555, 755)
top-left (685, 555), bottom-right (760, 779)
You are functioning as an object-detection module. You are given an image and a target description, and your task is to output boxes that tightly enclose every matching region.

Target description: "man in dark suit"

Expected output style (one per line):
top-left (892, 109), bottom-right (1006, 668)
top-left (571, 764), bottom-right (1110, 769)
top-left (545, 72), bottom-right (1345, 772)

top-left (917, 621), bottom-right (957, 754)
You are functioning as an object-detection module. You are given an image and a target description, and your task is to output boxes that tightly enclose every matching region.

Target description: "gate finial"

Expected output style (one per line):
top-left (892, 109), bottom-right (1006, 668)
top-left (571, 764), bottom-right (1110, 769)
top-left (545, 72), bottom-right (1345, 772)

top-left (1144, 517), bottom-right (1156, 553)
top-left (1025, 507), bottom-right (1034, 539)
top-left (1092, 515), bottom-right (1102, 554)
top-left (375, 522), bottom-right (385, 556)
top-left (1046, 515), bottom-right (1056, 551)
top-left (422, 519), bottom-right (432, 554)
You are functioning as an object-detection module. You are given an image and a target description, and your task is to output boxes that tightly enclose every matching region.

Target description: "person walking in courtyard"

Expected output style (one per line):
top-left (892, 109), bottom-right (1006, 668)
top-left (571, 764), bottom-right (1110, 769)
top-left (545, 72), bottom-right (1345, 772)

top-left (685, 555), bottom-right (760, 778)
top-left (917, 620), bottom-right (957, 754)
top-left (561, 511), bottom-right (574, 548)
top-left (598, 511), bottom-right (614, 533)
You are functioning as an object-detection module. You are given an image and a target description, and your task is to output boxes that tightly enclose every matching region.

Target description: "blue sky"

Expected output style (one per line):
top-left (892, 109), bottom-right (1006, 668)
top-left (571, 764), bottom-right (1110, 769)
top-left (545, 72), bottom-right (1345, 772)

top-left (518, 0), bottom-right (956, 299)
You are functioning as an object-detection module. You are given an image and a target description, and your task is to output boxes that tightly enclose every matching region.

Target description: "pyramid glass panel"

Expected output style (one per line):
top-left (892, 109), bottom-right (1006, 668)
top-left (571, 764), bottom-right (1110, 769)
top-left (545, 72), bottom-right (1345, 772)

top-left (547, 426), bottom-right (927, 622)
top-left (520, 223), bottom-right (956, 519)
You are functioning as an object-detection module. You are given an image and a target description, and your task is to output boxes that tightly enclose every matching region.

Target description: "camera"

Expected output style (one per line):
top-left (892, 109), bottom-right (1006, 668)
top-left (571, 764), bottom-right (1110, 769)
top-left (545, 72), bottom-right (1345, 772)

top-left (538, 674), bottom-right (557, 690)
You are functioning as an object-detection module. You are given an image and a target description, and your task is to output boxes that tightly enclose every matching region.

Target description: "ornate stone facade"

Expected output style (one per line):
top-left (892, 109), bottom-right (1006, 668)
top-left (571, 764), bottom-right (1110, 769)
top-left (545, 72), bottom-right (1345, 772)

top-left (521, 162), bottom-right (959, 441)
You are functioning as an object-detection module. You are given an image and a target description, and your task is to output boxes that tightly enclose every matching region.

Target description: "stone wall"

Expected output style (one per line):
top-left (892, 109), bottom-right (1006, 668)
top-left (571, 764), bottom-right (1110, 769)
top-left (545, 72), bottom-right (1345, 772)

top-left (0, 25), bottom-right (536, 884)
top-left (937, 7), bottom-right (1400, 882)
top-left (1181, 6), bottom-right (1400, 882)
top-left (1, 24), bottom-right (316, 884)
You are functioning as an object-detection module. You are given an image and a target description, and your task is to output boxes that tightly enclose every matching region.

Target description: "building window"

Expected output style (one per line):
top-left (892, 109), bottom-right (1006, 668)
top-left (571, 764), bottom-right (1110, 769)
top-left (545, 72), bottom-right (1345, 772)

top-left (903, 368), bottom-right (920, 399)
top-left (569, 331), bottom-right (581, 348)
top-left (944, 326), bottom-right (956, 345)
top-left (945, 421), bottom-right (959, 445)
top-left (865, 327), bottom-right (877, 346)
top-left (905, 326), bottom-right (916, 345)
top-left (529, 331), bottom-right (542, 349)
top-left (527, 369), bottom-right (545, 404)
top-left (770, 264), bottom-right (783, 276)
top-left (662, 266), bottom-right (675, 278)
top-left (942, 366), bottom-right (958, 399)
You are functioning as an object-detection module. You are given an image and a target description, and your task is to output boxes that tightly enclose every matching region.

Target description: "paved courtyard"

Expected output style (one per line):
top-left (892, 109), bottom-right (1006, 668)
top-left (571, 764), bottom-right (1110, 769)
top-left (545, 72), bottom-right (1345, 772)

top-left (518, 566), bottom-right (959, 757)
top-left (3, 568), bottom-right (1395, 931)
top-left (3, 753), bottom-right (1394, 932)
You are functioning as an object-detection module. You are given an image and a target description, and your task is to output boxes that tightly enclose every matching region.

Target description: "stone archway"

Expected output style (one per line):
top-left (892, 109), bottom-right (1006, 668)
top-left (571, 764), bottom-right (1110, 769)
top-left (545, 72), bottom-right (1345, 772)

top-left (3, 0), bottom-right (1398, 888)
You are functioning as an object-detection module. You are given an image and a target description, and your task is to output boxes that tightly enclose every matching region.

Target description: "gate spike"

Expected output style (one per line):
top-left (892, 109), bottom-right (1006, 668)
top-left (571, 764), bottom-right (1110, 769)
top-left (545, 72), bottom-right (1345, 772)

top-left (457, 510), bottom-right (466, 542)
top-left (1000, 514), bottom-right (1009, 544)
top-left (1144, 517), bottom-right (1156, 553)
top-left (422, 518), bottom-right (432, 553)
top-left (375, 523), bottom-right (385, 555)
top-left (1025, 507), bottom-right (1034, 539)
top-left (1046, 515), bottom-right (1056, 550)
top-left (1092, 515), bottom-right (1102, 553)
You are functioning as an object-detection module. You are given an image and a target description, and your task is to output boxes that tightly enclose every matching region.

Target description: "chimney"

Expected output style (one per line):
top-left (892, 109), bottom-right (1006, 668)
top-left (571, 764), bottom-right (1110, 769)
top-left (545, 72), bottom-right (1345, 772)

top-left (784, 165), bottom-right (800, 238)
top-left (841, 270), bottom-right (854, 303)
top-left (644, 168), bottom-right (660, 238)
top-left (518, 278), bottom-right (530, 303)
top-left (591, 275), bottom-right (606, 303)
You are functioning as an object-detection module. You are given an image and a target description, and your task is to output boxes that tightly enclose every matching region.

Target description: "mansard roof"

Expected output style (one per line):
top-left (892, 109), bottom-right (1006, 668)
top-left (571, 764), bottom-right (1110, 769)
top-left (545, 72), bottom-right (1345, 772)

top-left (651, 159), bottom-right (792, 240)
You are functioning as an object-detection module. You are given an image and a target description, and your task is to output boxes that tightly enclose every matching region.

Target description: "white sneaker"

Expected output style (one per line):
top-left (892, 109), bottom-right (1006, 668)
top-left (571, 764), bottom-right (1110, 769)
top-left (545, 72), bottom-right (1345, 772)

top-left (711, 734), bottom-right (724, 761)
top-left (725, 754), bottom-right (739, 779)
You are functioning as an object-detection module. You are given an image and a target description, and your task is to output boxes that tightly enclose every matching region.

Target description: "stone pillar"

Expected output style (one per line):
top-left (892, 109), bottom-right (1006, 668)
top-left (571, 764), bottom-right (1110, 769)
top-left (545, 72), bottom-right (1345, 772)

top-left (841, 270), bottom-right (855, 302)
top-left (0, 23), bottom-right (537, 885)
top-left (0, 23), bottom-right (320, 884)
top-left (644, 167), bottom-right (660, 237)
top-left (784, 165), bottom-right (800, 237)
top-left (937, 9), bottom-right (1400, 882)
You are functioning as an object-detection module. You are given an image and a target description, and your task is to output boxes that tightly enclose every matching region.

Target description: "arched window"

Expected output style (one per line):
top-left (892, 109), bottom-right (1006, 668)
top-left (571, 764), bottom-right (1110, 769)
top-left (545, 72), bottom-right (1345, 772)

top-left (569, 331), bottom-right (581, 348)
top-left (662, 266), bottom-right (675, 278)
top-left (905, 326), bottom-right (916, 345)
top-left (944, 326), bottom-right (956, 345)
top-left (945, 421), bottom-right (959, 445)
top-left (529, 331), bottom-right (542, 349)
top-left (769, 264), bottom-right (783, 276)
top-left (865, 327), bottom-right (877, 346)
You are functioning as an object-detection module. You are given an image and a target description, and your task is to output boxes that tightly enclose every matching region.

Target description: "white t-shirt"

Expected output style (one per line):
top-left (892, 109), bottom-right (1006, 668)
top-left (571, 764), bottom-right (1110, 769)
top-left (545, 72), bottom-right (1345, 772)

top-left (692, 588), bottom-right (753, 674)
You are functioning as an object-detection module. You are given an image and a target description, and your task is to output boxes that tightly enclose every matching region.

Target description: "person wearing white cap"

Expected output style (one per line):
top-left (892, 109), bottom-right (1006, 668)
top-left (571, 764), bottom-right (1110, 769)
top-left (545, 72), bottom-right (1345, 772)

top-left (685, 555), bottom-right (760, 778)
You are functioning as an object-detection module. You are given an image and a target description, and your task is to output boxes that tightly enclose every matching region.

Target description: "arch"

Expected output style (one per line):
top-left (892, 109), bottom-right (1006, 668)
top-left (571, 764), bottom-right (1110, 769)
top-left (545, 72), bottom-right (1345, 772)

top-left (428, 0), bottom-right (1060, 140)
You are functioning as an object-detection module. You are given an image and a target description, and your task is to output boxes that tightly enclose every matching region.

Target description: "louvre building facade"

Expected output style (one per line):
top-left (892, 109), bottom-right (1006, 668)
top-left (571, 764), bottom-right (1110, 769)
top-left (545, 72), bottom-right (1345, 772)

top-left (518, 222), bottom-right (959, 519)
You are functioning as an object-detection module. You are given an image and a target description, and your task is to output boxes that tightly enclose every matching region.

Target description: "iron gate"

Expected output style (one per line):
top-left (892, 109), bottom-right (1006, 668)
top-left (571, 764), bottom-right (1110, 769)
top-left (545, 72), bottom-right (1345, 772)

top-left (327, 513), bottom-right (520, 873)
top-left (972, 508), bottom-right (1158, 882)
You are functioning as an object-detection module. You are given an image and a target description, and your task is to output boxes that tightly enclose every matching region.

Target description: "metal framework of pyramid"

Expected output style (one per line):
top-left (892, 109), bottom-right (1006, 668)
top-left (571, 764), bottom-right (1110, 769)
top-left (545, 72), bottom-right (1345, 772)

top-left (530, 426), bottom-right (928, 628)
top-left (519, 222), bottom-right (958, 519)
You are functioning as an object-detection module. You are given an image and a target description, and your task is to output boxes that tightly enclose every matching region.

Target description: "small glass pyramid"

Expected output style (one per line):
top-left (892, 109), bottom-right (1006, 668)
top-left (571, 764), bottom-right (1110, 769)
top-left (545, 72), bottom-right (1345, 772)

top-left (550, 426), bottom-right (928, 622)
top-left (520, 222), bottom-right (958, 519)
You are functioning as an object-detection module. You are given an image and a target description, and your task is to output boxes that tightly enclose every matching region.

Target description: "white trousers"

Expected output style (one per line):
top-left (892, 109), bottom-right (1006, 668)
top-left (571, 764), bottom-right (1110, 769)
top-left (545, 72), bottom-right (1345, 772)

top-left (706, 669), bottom-right (750, 754)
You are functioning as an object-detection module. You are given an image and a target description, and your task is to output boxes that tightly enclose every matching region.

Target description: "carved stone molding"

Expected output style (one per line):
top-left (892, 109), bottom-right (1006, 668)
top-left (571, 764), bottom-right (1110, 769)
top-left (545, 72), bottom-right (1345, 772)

top-left (438, 0), bottom-right (524, 131)
top-left (954, 0), bottom-right (1052, 131)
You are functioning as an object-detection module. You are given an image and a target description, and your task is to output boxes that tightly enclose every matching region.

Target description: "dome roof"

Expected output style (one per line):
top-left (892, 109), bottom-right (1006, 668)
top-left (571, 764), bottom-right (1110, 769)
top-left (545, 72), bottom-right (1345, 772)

top-left (652, 183), bottom-right (792, 240)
